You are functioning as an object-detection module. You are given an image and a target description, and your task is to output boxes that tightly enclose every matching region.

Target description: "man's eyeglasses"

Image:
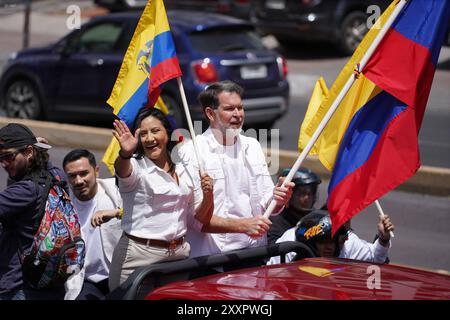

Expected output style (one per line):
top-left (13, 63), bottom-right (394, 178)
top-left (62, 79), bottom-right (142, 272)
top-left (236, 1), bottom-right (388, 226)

top-left (0, 148), bottom-right (25, 163)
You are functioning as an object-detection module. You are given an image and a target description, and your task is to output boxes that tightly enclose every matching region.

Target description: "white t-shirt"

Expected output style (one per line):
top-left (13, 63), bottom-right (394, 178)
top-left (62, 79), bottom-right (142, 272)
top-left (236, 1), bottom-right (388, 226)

top-left (118, 156), bottom-right (202, 241)
top-left (72, 194), bottom-right (110, 283)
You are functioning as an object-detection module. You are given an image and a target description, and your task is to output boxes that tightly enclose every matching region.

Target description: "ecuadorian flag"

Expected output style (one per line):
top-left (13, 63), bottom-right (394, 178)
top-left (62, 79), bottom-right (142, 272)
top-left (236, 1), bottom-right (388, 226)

top-left (102, 0), bottom-right (182, 174)
top-left (299, 0), bottom-right (450, 235)
top-left (107, 0), bottom-right (181, 126)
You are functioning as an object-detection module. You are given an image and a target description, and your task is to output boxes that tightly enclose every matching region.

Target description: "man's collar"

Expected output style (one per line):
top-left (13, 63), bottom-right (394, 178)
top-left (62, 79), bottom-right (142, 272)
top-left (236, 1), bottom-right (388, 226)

top-left (204, 127), bottom-right (248, 152)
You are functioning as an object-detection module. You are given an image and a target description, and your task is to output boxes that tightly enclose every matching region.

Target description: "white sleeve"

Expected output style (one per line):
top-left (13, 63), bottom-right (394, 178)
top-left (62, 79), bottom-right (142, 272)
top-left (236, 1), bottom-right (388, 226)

top-left (266, 228), bottom-right (296, 265)
top-left (117, 158), bottom-right (140, 193)
top-left (340, 231), bottom-right (390, 263)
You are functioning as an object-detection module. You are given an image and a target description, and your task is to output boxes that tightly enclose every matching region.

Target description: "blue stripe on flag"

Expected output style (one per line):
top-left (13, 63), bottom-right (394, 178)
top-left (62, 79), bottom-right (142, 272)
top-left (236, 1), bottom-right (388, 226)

top-left (150, 30), bottom-right (177, 68)
top-left (328, 91), bottom-right (407, 192)
top-left (117, 78), bottom-right (149, 128)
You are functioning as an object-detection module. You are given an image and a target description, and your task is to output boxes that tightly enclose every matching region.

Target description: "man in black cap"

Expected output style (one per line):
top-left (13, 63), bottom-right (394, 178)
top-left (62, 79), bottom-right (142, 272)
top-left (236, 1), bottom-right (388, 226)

top-left (0, 123), bottom-right (65, 300)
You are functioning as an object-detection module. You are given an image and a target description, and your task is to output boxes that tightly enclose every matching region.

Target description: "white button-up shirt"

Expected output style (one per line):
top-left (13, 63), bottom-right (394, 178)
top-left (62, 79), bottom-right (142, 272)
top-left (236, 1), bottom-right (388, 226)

top-left (118, 156), bottom-right (202, 241)
top-left (177, 128), bottom-right (277, 257)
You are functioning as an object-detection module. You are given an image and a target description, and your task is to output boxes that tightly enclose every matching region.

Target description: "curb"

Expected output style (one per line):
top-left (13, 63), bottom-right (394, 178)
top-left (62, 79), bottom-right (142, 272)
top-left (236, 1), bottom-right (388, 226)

top-left (1, 117), bottom-right (449, 197)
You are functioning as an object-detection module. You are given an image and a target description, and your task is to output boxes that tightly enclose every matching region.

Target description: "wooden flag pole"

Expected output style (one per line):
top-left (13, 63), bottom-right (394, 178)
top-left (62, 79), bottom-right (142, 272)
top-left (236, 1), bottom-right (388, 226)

top-left (375, 200), bottom-right (395, 238)
top-left (177, 77), bottom-right (205, 174)
top-left (263, 0), bottom-right (408, 219)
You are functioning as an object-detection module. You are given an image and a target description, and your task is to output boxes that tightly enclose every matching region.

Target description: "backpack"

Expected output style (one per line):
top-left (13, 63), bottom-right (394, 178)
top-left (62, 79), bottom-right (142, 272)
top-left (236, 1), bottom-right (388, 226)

top-left (21, 171), bottom-right (86, 289)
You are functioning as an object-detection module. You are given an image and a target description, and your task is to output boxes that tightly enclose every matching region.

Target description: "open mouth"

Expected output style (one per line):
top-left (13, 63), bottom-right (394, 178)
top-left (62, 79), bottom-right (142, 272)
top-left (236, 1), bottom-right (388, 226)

top-left (145, 142), bottom-right (160, 152)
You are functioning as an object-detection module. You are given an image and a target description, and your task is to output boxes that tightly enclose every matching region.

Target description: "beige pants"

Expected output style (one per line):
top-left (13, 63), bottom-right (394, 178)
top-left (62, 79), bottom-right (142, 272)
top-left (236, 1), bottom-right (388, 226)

top-left (108, 233), bottom-right (190, 291)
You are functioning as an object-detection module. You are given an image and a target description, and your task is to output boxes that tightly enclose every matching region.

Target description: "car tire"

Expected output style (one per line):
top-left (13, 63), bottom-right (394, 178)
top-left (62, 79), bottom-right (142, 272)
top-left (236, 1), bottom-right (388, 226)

top-left (4, 80), bottom-right (42, 119)
top-left (339, 11), bottom-right (369, 56)
top-left (161, 93), bottom-right (186, 129)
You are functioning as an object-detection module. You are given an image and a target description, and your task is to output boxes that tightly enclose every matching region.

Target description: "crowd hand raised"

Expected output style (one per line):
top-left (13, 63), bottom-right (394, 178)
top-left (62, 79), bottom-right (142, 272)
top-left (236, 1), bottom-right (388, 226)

top-left (378, 214), bottom-right (395, 242)
top-left (91, 209), bottom-right (119, 228)
top-left (241, 215), bottom-right (272, 239)
top-left (273, 176), bottom-right (295, 207)
top-left (112, 119), bottom-right (139, 157)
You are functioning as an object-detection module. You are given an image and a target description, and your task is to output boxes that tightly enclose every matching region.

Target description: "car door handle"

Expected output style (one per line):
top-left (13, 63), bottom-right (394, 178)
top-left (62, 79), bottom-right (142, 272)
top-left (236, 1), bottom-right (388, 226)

top-left (87, 58), bottom-right (104, 67)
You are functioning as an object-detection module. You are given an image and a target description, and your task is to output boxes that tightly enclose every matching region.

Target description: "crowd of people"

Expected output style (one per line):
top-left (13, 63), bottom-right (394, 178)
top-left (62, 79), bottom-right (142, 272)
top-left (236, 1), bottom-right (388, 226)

top-left (0, 80), bottom-right (394, 300)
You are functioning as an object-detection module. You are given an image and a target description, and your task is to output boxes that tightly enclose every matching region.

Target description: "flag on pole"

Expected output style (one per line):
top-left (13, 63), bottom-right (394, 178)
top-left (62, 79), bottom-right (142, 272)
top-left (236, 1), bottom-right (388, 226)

top-left (298, 77), bottom-right (328, 155)
top-left (106, 0), bottom-right (181, 126)
top-left (102, 0), bottom-right (182, 174)
top-left (299, 0), bottom-right (450, 235)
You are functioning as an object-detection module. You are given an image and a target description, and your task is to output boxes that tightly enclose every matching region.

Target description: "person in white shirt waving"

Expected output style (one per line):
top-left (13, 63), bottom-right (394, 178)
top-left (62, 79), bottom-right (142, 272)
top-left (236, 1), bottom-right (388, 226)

top-left (267, 209), bottom-right (394, 265)
top-left (62, 149), bottom-right (122, 300)
top-left (108, 108), bottom-right (214, 290)
top-left (177, 80), bottom-right (294, 270)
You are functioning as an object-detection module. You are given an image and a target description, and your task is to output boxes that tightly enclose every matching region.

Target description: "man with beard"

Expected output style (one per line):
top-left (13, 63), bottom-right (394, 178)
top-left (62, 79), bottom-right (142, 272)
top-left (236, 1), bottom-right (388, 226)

top-left (0, 123), bottom-right (65, 300)
top-left (267, 167), bottom-right (321, 245)
top-left (178, 81), bottom-right (294, 269)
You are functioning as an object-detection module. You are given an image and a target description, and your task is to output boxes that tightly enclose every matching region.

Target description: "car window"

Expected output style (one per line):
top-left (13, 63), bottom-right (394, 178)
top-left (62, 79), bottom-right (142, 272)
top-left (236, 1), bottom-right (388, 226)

top-left (188, 27), bottom-right (266, 53)
top-left (69, 22), bottom-right (124, 54)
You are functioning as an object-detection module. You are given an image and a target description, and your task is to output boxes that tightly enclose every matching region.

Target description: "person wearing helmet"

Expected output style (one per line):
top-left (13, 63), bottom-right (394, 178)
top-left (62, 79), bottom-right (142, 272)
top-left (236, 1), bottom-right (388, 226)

top-left (267, 167), bottom-right (321, 245)
top-left (294, 210), bottom-right (347, 257)
top-left (267, 209), bottom-right (394, 264)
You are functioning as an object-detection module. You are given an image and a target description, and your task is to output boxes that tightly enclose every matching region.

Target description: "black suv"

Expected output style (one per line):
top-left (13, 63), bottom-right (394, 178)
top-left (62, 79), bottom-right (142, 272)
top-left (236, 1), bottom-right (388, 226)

top-left (250, 0), bottom-right (391, 55)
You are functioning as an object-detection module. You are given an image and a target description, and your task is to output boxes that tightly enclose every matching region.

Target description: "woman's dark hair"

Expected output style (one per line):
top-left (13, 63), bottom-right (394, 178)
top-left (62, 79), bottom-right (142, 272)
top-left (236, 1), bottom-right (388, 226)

top-left (133, 108), bottom-right (177, 165)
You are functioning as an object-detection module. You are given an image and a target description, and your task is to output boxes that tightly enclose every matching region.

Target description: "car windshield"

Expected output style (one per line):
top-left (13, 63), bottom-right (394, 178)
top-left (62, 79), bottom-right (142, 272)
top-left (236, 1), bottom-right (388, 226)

top-left (188, 26), bottom-right (266, 53)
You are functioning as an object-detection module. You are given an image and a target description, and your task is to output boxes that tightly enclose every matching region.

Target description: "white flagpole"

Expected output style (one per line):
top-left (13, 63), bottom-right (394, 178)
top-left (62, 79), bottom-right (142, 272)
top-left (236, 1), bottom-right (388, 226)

top-left (263, 0), bottom-right (408, 219)
top-left (176, 77), bottom-right (205, 174)
top-left (375, 200), bottom-right (395, 238)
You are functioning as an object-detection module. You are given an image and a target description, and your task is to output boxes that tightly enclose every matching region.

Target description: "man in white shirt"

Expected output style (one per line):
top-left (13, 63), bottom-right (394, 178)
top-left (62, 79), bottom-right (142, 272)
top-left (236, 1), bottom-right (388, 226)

top-left (62, 149), bottom-right (122, 300)
top-left (177, 81), bottom-right (294, 266)
top-left (267, 210), bottom-right (394, 265)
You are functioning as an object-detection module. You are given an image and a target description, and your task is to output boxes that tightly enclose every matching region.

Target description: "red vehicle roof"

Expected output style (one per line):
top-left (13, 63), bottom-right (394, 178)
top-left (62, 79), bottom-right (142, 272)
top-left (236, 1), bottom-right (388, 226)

top-left (146, 258), bottom-right (450, 300)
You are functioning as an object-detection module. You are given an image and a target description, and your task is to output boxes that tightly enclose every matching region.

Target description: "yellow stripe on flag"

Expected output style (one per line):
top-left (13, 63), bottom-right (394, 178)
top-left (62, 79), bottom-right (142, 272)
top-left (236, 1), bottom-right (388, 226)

top-left (298, 77), bottom-right (329, 155)
top-left (298, 0), bottom-right (398, 171)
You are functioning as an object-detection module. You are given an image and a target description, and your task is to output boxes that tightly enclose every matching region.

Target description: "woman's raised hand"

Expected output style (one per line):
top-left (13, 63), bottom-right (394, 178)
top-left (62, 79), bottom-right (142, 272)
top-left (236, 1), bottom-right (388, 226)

top-left (112, 120), bottom-right (139, 157)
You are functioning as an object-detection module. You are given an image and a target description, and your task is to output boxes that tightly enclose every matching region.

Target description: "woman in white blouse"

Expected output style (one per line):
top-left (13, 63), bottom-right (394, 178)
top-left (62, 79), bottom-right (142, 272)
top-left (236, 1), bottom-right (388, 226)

top-left (108, 108), bottom-right (214, 290)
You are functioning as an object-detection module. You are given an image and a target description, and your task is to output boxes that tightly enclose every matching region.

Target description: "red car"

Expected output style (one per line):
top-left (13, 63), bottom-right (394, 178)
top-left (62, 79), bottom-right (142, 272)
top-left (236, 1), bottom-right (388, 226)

top-left (146, 257), bottom-right (450, 300)
top-left (106, 242), bottom-right (450, 300)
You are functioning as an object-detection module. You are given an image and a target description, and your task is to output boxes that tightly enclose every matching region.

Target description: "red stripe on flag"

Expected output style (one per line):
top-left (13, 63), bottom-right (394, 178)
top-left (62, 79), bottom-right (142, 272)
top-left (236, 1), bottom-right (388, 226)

top-left (148, 56), bottom-right (182, 107)
top-left (364, 29), bottom-right (436, 128)
top-left (328, 107), bottom-right (420, 235)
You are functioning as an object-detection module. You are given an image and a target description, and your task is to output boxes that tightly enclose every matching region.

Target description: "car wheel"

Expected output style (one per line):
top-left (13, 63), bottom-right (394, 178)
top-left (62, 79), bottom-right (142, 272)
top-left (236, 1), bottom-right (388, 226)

top-left (161, 94), bottom-right (186, 129)
top-left (339, 11), bottom-right (369, 56)
top-left (4, 80), bottom-right (42, 119)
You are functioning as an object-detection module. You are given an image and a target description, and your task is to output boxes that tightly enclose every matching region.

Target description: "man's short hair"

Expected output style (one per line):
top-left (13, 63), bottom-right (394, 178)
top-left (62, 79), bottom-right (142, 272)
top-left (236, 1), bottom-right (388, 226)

top-left (63, 149), bottom-right (96, 170)
top-left (198, 80), bottom-right (244, 111)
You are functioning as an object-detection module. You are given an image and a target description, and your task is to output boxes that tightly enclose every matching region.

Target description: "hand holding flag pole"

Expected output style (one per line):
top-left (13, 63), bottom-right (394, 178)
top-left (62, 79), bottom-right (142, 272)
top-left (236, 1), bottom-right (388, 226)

top-left (263, 0), bottom-right (408, 219)
top-left (375, 200), bottom-right (394, 238)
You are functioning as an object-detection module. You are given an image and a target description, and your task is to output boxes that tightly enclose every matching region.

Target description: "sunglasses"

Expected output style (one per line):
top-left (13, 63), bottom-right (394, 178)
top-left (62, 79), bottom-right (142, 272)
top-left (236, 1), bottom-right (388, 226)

top-left (0, 148), bottom-right (26, 163)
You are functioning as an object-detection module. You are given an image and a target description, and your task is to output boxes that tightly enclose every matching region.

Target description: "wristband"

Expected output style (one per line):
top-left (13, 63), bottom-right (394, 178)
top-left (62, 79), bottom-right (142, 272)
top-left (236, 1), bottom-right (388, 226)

top-left (118, 150), bottom-right (133, 160)
top-left (118, 207), bottom-right (123, 219)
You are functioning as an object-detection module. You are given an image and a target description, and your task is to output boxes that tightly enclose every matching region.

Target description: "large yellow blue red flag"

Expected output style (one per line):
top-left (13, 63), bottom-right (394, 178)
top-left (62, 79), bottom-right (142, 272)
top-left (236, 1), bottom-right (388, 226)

top-left (102, 0), bottom-right (182, 174)
top-left (298, 0), bottom-right (450, 235)
top-left (107, 0), bottom-right (181, 126)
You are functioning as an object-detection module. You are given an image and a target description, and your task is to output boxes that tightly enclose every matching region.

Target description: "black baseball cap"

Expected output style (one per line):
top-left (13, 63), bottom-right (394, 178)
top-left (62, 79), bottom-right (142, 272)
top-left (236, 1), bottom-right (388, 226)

top-left (0, 123), bottom-right (51, 150)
